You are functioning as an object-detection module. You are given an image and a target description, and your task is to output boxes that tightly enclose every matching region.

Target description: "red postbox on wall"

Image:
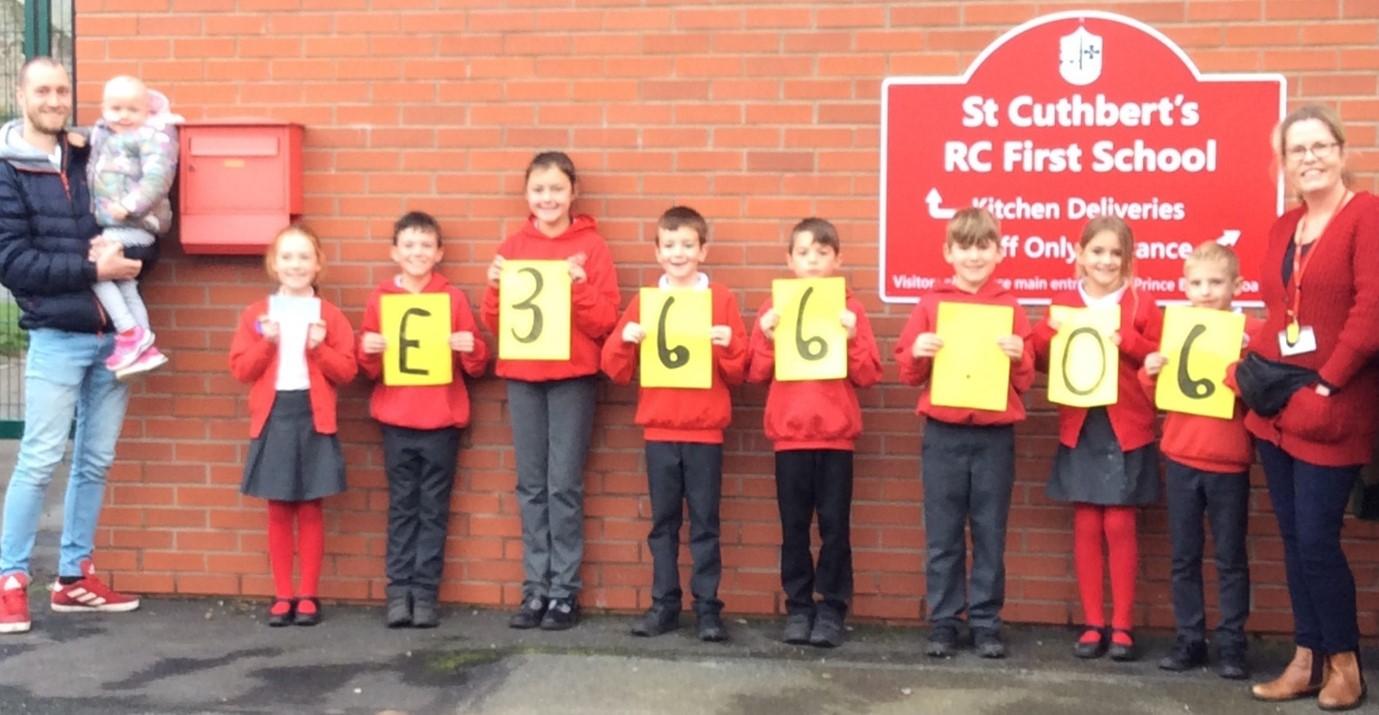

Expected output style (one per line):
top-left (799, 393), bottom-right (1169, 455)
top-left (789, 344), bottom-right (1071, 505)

top-left (177, 121), bottom-right (304, 255)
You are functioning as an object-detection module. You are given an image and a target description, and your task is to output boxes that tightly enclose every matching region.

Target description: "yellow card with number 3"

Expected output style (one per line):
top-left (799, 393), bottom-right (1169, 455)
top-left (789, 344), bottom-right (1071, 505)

top-left (773, 277), bottom-right (847, 382)
top-left (498, 260), bottom-right (570, 361)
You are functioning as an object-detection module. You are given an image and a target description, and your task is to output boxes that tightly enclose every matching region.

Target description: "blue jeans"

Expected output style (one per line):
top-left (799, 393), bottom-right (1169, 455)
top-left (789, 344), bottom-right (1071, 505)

top-left (0, 329), bottom-right (129, 578)
top-left (1257, 440), bottom-right (1360, 655)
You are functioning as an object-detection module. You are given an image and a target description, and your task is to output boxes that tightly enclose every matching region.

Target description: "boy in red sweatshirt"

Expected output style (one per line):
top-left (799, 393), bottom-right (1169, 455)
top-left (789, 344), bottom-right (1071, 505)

top-left (1140, 241), bottom-right (1258, 680)
top-left (894, 208), bottom-right (1034, 659)
top-left (746, 218), bottom-right (881, 648)
top-left (601, 206), bottom-right (747, 642)
top-left (357, 212), bottom-right (490, 629)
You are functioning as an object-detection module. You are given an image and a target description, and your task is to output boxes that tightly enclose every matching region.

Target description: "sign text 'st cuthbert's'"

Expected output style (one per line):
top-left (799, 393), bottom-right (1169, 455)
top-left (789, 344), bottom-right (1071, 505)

top-left (881, 11), bottom-right (1285, 305)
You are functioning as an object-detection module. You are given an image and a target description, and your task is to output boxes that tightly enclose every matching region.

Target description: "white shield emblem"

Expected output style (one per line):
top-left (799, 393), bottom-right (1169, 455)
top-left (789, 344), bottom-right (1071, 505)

top-left (1059, 26), bottom-right (1103, 86)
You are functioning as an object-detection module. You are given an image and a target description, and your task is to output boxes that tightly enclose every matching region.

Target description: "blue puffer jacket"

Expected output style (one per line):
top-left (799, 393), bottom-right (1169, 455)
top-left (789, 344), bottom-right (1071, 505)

top-left (0, 119), bottom-right (157, 333)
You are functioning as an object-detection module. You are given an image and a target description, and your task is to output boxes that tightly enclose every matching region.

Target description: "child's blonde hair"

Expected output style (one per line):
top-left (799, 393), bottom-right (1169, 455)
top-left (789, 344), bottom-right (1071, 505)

top-left (946, 207), bottom-right (1000, 249)
top-left (264, 224), bottom-right (326, 286)
top-left (1077, 216), bottom-right (1135, 280)
top-left (1184, 241), bottom-right (1240, 280)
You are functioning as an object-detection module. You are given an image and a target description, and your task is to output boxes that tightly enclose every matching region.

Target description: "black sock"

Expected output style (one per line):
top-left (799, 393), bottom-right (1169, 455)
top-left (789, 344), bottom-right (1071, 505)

top-left (58, 576), bottom-right (80, 585)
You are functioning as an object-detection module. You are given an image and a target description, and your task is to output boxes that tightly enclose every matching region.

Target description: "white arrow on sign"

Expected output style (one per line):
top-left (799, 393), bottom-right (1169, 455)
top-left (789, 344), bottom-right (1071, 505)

top-left (1215, 229), bottom-right (1241, 247)
top-left (926, 188), bottom-right (957, 220)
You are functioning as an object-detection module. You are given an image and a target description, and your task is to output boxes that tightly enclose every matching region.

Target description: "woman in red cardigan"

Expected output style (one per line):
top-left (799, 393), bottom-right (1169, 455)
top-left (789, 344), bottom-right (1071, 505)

top-left (1246, 105), bottom-right (1379, 711)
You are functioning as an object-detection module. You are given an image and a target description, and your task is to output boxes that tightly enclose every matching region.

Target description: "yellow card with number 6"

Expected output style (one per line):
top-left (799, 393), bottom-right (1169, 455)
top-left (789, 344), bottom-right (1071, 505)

top-left (498, 260), bottom-right (570, 361)
top-left (1156, 305), bottom-right (1245, 419)
top-left (773, 277), bottom-right (847, 382)
top-left (639, 288), bottom-right (712, 389)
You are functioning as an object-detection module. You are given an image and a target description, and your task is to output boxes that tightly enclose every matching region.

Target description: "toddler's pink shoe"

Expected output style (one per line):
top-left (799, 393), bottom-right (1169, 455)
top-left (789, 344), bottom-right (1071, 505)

top-left (105, 326), bottom-right (154, 372)
top-left (115, 346), bottom-right (168, 380)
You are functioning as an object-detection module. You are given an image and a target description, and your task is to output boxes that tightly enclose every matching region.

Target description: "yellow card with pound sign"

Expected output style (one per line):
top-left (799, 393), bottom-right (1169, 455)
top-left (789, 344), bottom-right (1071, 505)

top-left (772, 277), bottom-right (847, 382)
top-left (1047, 305), bottom-right (1120, 408)
top-left (638, 288), bottom-right (712, 389)
top-left (380, 293), bottom-right (452, 386)
top-left (931, 301), bottom-right (1013, 412)
top-left (498, 260), bottom-right (570, 361)
top-left (1155, 305), bottom-right (1245, 419)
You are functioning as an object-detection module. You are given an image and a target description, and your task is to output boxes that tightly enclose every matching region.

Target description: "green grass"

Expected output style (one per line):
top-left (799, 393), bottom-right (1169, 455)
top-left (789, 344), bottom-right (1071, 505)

top-left (0, 301), bottom-right (26, 357)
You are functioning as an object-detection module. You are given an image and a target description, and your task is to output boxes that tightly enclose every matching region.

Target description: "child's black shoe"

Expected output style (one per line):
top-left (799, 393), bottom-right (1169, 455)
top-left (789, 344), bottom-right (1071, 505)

top-left (1158, 638), bottom-right (1207, 671)
top-left (973, 628), bottom-right (1006, 659)
top-left (266, 598), bottom-right (295, 628)
top-left (1108, 629), bottom-right (1137, 662)
top-left (411, 599), bottom-right (439, 629)
top-left (696, 612), bottom-right (728, 642)
top-left (293, 597), bottom-right (322, 627)
top-left (508, 596), bottom-right (547, 629)
top-left (809, 607), bottom-right (844, 648)
top-left (1073, 626), bottom-right (1108, 659)
top-left (385, 594), bottom-right (412, 629)
top-left (1216, 645), bottom-right (1250, 680)
top-left (629, 603), bottom-right (680, 637)
top-left (925, 624), bottom-right (959, 658)
top-left (540, 597), bottom-right (579, 631)
top-left (782, 612), bottom-right (813, 645)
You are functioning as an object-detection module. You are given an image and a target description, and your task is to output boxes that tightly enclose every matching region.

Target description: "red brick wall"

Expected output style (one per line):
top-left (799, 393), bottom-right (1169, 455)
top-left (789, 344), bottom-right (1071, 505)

top-left (73, 1), bottom-right (1379, 632)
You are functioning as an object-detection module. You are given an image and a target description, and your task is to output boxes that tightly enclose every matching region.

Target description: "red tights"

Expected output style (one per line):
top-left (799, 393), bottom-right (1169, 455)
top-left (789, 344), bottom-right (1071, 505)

top-left (1073, 503), bottom-right (1137, 636)
top-left (266, 500), bottom-right (324, 600)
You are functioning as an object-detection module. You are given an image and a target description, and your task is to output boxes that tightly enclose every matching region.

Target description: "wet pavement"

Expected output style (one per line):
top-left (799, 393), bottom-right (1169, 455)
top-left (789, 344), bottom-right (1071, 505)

top-left (0, 594), bottom-right (1369, 714)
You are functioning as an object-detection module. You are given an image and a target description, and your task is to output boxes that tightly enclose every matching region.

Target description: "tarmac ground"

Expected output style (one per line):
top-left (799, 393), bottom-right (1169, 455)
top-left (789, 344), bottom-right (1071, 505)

top-left (1, 444), bottom-right (1376, 714)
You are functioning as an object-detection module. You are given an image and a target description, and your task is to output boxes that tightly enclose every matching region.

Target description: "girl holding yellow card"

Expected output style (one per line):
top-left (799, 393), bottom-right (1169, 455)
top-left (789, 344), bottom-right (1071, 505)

top-left (1031, 216), bottom-right (1162, 663)
top-left (480, 152), bottom-right (621, 632)
top-left (229, 225), bottom-right (358, 627)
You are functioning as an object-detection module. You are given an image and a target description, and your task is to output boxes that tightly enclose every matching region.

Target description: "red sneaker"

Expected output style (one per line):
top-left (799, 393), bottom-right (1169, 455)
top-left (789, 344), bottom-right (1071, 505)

top-left (0, 573), bottom-right (31, 633)
top-left (50, 559), bottom-right (140, 613)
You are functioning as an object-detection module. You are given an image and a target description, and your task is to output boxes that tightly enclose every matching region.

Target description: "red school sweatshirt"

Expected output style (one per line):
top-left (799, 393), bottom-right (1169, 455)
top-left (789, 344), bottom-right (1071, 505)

top-left (480, 214), bottom-right (620, 382)
top-left (1138, 316), bottom-right (1264, 474)
top-left (746, 291), bottom-right (883, 451)
top-left (894, 281), bottom-right (1035, 426)
top-left (357, 273), bottom-right (491, 430)
top-left (1244, 192), bottom-right (1379, 467)
top-left (600, 281), bottom-right (748, 444)
top-left (228, 296), bottom-right (358, 439)
top-left (1030, 286), bottom-right (1163, 451)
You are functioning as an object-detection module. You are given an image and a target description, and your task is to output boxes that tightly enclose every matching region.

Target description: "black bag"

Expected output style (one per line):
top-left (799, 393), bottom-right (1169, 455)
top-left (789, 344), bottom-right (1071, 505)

top-left (1234, 352), bottom-right (1318, 418)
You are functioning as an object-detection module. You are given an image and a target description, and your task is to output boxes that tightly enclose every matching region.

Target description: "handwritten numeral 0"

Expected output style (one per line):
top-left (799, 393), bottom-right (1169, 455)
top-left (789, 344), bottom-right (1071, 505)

top-left (1060, 326), bottom-right (1106, 397)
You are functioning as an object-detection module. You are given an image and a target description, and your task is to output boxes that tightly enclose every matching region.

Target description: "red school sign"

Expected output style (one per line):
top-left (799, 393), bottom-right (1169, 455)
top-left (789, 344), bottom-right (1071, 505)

top-left (880, 11), bottom-right (1285, 305)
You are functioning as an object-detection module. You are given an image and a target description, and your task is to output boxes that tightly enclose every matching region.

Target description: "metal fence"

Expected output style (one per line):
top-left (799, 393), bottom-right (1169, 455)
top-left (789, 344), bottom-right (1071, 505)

top-left (0, 1), bottom-right (75, 437)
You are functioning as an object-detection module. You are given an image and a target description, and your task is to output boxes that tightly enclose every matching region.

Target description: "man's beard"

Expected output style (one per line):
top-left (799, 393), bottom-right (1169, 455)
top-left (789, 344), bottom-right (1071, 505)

top-left (27, 109), bottom-right (68, 136)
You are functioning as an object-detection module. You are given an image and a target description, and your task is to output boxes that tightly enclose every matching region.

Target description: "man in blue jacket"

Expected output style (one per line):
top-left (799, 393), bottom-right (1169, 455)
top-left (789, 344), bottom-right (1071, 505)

top-left (0, 57), bottom-right (152, 634)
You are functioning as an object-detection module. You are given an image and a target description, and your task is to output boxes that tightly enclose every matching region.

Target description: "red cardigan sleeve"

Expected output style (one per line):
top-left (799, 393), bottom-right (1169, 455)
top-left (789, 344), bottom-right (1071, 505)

top-left (311, 301), bottom-right (357, 385)
top-left (229, 301), bottom-right (275, 384)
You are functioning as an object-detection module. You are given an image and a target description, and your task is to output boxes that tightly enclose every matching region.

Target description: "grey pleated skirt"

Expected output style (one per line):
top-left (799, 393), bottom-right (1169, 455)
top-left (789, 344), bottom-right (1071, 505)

top-left (241, 390), bottom-right (346, 501)
top-left (1047, 407), bottom-right (1159, 506)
